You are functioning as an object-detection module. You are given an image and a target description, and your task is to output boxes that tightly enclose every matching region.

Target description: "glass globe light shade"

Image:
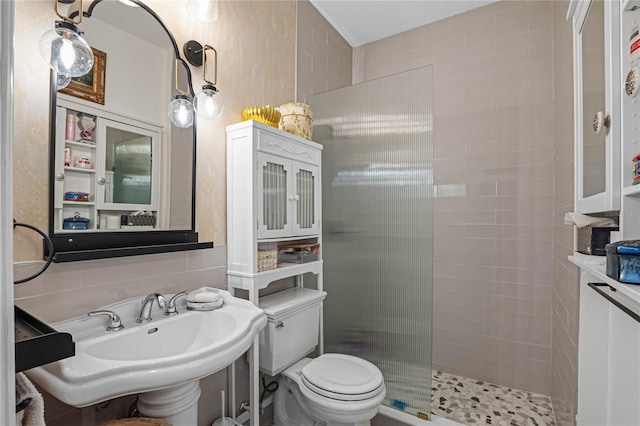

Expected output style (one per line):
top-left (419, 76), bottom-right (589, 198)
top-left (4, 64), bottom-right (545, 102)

top-left (57, 73), bottom-right (71, 90)
top-left (194, 85), bottom-right (224, 119)
top-left (186, 0), bottom-right (218, 22)
top-left (39, 22), bottom-right (94, 77)
top-left (167, 95), bottom-right (194, 128)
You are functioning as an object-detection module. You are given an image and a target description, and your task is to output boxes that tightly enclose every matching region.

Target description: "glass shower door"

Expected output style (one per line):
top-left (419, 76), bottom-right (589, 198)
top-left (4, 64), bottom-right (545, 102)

top-left (307, 66), bottom-right (434, 419)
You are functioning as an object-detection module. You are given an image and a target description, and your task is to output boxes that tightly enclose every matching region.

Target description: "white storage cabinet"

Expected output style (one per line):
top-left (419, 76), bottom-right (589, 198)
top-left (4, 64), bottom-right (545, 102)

top-left (226, 120), bottom-right (323, 303)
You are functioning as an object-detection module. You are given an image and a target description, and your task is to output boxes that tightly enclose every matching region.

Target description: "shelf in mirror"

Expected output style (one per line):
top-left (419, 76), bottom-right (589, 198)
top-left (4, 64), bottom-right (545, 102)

top-left (65, 166), bottom-right (95, 173)
top-left (63, 201), bottom-right (95, 205)
top-left (65, 140), bottom-right (96, 148)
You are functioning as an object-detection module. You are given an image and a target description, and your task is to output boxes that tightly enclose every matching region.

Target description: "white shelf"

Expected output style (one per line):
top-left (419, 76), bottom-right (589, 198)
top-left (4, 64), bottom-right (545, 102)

top-left (65, 166), bottom-right (95, 173)
top-left (65, 140), bottom-right (96, 148)
top-left (623, 184), bottom-right (640, 196)
top-left (569, 254), bottom-right (640, 304)
top-left (227, 260), bottom-right (323, 291)
top-left (63, 201), bottom-right (95, 206)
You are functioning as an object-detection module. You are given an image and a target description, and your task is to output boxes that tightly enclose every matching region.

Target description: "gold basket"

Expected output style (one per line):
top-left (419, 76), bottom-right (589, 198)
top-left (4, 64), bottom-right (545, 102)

top-left (241, 106), bottom-right (281, 128)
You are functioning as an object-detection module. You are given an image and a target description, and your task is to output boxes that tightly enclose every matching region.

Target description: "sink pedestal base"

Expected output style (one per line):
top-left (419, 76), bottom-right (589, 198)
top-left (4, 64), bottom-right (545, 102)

top-left (137, 381), bottom-right (202, 424)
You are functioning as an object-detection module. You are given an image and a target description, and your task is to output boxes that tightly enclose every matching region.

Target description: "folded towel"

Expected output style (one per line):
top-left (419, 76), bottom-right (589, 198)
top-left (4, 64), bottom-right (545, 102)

top-left (15, 373), bottom-right (45, 426)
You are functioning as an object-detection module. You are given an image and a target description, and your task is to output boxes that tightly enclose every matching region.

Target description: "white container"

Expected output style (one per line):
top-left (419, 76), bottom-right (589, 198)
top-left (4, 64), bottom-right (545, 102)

top-left (258, 287), bottom-right (326, 375)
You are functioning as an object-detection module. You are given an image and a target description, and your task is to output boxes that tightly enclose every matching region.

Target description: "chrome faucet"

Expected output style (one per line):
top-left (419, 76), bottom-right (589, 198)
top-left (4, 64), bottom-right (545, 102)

top-left (164, 291), bottom-right (187, 316)
top-left (137, 293), bottom-right (167, 323)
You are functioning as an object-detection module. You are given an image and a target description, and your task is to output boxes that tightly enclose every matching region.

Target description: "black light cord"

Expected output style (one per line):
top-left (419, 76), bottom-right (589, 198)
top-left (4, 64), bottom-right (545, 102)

top-left (260, 373), bottom-right (279, 405)
top-left (13, 220), bottom-right (55, 284)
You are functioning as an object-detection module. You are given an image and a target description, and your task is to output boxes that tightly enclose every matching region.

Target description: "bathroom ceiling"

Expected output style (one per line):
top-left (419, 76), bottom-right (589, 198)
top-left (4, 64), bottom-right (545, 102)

top-left (309, 0), bottom-right (499, 47)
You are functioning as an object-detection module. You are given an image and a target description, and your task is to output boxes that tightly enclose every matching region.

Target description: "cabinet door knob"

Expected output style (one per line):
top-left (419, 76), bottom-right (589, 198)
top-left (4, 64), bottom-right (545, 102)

top-left (275, 321), bottom-right (285, 329)
top-left (97, 177), bottom-right (106, 185)
top-left (55, 173), bottom-right (65, 181)
top-left (593, 111), bottom-right (610, 134)
top-left (626, 67), bottom-right (640, 97)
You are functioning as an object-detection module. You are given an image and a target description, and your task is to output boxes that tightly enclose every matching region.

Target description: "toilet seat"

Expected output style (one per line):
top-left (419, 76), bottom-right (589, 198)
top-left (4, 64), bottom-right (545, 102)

top-left (301, 354), bottom-right (385, 401)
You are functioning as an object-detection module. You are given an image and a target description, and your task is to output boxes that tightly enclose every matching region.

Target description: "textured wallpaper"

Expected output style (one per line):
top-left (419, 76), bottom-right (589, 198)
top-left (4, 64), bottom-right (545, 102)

top-left (13, 0), bottom-right (296, 261)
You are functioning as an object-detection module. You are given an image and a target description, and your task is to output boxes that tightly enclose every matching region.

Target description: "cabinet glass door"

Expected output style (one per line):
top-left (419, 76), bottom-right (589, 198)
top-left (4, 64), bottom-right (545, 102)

top-left (292, 161), bottom-right (319, 235)
top-left (258, 152), bottom-right (290, 239)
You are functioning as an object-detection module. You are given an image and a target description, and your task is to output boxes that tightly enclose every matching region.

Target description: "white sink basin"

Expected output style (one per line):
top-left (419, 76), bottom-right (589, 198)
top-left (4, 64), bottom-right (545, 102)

top-left (26, 289), bottom-right (267, 408)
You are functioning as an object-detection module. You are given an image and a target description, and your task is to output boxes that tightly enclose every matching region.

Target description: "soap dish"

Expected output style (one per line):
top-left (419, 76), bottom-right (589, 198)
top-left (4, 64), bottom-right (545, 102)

top-left (186, 287), bottom-right (224, 311)
top-left (186, 299), bottom-right (224, 311)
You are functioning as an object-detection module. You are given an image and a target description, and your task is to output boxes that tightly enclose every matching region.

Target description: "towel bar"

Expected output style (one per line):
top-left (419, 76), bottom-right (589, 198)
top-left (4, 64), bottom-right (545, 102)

top-left (587, 282), bottom-right (640, 323)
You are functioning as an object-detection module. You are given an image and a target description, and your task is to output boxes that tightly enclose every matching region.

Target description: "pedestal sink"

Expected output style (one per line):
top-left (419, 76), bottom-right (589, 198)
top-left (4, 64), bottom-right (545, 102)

top-left (26, 289), bottom-right (267, 423)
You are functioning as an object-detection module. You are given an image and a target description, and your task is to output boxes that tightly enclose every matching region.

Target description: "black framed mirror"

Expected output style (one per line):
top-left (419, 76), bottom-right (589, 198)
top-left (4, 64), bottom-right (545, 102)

top-left (48, 0), bottom-right (212, 262)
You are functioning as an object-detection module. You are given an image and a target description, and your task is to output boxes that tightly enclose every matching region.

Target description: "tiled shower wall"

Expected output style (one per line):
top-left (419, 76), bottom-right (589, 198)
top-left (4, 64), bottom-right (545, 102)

top-left (551, 1), bottom-right (579, 425)
top-left (296, 0), bottom-right (352, 100)
top-left (353, 1), bottom-right (558, 395)
top-left (301, 0), bottom-right (563, 396)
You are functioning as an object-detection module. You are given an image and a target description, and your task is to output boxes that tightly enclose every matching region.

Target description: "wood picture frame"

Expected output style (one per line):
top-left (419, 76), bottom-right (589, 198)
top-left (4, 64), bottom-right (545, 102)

top-left (60, 48), bottom-right (106, 105)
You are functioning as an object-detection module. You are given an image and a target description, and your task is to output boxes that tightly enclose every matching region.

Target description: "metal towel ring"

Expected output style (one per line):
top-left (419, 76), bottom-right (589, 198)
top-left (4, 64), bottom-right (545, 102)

top-left (13, 220), bottom-right (55, 284)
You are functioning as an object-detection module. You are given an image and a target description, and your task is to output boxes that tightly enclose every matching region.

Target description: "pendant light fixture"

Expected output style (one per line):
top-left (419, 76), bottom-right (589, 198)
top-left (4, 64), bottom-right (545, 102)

top-left (167, 60), bottom-right (195, 128)
top-left (39, 0), bottom-right (94, 78)
top-left (183, 41), bottom-right (224, 120)
top-left (56, 72), bottom-right (71, 90)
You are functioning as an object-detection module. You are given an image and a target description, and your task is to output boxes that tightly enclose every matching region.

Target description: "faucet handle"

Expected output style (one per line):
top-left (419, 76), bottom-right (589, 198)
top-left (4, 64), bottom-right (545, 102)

top-left (88, 310), bottom-right (124, 332)
top-left (165, 291), bottom-right (188, 316)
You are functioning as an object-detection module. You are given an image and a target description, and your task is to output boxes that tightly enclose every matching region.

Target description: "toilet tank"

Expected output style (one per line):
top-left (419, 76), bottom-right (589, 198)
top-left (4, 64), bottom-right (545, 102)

top-left (258, 287), bottom-right (326, 376)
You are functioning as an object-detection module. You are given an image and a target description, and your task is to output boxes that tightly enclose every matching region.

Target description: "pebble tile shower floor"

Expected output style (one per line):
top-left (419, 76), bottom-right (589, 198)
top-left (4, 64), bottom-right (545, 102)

top-left (431, 370), bottom-right (556, 426)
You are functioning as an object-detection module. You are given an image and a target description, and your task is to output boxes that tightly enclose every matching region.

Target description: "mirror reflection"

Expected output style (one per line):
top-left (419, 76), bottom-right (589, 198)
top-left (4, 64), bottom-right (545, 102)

top-left (581, 0), bottom-right (606, 198)
top-left (51, 0), bottom-right (194, 236)
top-left (103, 126), bottom-right (154, 206)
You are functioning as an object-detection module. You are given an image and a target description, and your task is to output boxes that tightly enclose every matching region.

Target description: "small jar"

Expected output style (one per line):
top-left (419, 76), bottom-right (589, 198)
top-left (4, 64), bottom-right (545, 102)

top-left (74, 156), bottom-right (92, 169)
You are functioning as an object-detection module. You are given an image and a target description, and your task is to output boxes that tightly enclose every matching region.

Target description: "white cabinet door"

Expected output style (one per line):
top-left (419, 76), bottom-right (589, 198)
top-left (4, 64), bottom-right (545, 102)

top-left (570, 0), bottom-right (621, 213)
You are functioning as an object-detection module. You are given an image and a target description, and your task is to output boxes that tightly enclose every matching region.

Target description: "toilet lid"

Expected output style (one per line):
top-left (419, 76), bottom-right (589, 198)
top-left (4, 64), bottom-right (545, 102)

top-left (301, 354), bottom-right (384, 401)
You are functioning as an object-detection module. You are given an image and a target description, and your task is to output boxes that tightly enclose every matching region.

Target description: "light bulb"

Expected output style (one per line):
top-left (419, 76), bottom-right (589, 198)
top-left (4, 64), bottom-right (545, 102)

top-left (39, 21), bottom-right (94, 77)
top-left (194, 85), bottom-right (224, 119)
top-left (167, 95), bottom-right (194, 128)
top-left (59, 37), bottom-right (76, 70)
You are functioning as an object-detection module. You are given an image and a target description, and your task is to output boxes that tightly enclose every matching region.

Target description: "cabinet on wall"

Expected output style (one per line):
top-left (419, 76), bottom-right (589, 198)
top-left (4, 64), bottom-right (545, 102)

top-left (569, 0), bottom-right (621, 214)
top-left (53, 98), bottom-right (160, 233)
top-left (226, 120), bottom-right (323, 304)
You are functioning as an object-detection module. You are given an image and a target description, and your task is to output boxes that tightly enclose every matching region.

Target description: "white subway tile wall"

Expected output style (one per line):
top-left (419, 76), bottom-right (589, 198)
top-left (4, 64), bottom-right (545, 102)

top-left (350, 0), bottom-right (557, 396)
top-left (296, 0), bottom-right (352, 100)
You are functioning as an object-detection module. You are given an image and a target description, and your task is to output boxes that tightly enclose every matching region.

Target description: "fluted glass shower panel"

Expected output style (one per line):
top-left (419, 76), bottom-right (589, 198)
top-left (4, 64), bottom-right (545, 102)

top-left (307, 66), bottom-right (434, 418)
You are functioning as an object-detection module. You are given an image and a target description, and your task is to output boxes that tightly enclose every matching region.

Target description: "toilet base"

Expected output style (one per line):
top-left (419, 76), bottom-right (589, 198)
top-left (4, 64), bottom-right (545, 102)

top-left (274, 358), bottom-right (379, 426)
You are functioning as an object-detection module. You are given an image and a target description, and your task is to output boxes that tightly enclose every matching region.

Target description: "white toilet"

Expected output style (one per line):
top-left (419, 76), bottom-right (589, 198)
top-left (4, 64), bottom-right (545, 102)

top-left (259, 288), bottom-right (386, 426)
